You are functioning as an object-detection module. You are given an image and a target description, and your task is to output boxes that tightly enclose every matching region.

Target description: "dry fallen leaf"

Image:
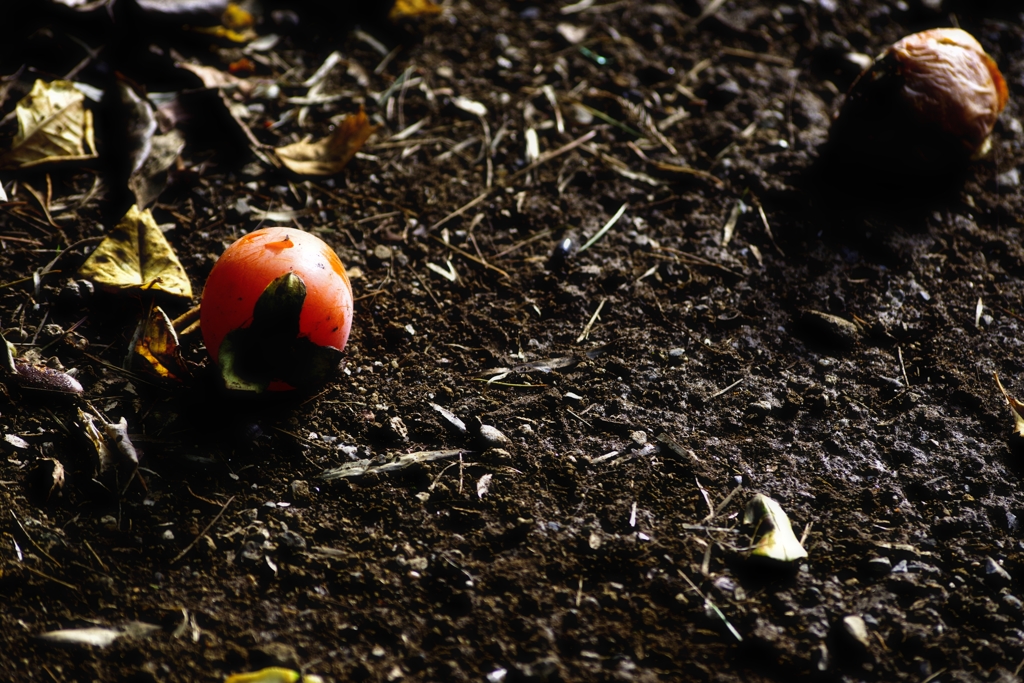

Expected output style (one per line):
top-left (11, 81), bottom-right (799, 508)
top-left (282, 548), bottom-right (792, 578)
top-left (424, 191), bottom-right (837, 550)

top-left (78, 408), bottom-right (142, 493)
top-left (176, 61), bottom-right (247, 90)
top-left (78, 408), bottom-right (116, 475)
top-left (135, 0), bottom-right (228, 14)
top-left (389, 0), bottom-right (443, 21)
top-left (995, 372), bottom-right (1024, 438)
top-left (0, 79), bottom-right (98, 169)
top-left (188, 2), bottom-right (257, 43)
top-left (225, 667), bottom-right (324, 683)
top-left (79, 205), bottom-right (193, 299)
top-left (275, 108), bottom-right (377, 176)
top-left (744, 493), bottom-right (808, 562)
top-left (0, 329), bottom-right (84, 395)
top-left (116, 82), bottom-right (186, 207)
top-left (133, 305), bottom-right (187, 379)
top-left (38, 622), bottom-right (161, 649)
top-left (130, 129), bottom-right (185, 207)
top-left (51, 0), bottom-right (113, 10)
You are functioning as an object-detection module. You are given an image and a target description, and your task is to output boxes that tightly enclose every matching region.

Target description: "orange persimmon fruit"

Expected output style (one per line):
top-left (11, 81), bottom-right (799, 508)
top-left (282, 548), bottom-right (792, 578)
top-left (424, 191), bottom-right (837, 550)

top-left (828, 27), bottom-right (1008, 177)
top-left (200, 227), bottom-right (353, 393)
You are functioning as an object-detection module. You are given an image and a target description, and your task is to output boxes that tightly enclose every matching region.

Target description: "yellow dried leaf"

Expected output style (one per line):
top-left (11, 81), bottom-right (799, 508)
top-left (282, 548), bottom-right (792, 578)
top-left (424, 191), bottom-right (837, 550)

top-left (133, 306), bottom-right (186, 379)
top-left (995, 372), bottom-right (1024, 438)
top-left (0, 79), bottom-right (98, 169)
top-left (222, 2), bottom-right (253, 29)
top-left (190, 24), bottom-right (257, 42)
top-left (744, 493), bottom-right (808, 562)
top-left (224, 667), bottom-right (324, 683)
top-left (274, 109), bottom-right (377, 176)
top-left (177, 61), bottom-right (246, 89)
top-left (389, 0), bottom-right (443, 21)
top-left (79, 205), bottom-right (193, 299)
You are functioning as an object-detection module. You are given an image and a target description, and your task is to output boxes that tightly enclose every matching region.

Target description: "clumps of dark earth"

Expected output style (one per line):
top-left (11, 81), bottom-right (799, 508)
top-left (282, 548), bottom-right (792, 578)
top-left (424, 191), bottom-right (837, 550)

top-left (3, 1), bottom-right (1024, 681)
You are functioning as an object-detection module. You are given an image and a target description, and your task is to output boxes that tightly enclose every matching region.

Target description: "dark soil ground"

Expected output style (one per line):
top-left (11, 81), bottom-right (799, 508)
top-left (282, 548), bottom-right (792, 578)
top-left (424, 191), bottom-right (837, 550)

top-left (4, 1), bottom-right (1024, 681)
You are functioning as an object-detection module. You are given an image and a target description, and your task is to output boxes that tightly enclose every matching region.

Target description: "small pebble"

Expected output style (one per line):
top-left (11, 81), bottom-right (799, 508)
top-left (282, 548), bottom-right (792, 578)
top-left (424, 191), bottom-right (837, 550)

top-left (997, 168), bottom-right (1020, 188)
top-left (289, 479), bottom-right (311, 504)
top-left (840, 615), bottom-right (871, 650)
top-left (800, 310), bottom-right (860, 348)
top-left (984, 556), bottom-right (1012, 587)
top-left (277, 530), bottom-right (307, 552)
top-left (478, 424), bottom-right (510, 448)
top-left (867, 556), bottom-right (892, 576)
top-left (251, 642), bottom-right (300, 669)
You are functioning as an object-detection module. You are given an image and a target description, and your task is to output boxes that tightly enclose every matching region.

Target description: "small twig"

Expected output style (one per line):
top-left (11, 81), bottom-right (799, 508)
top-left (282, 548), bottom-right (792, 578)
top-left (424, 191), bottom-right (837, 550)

top-left (170, 496), bottom-right (235, 565)
top-left (799, 521), bottom-right (812, 546)
top-left (431, 235), bottom-right (509, 279)
top-left (750, 194), bottom-right (784, 257)
top-left (710, 377), bottom-right (745, 399)
top-left (38, 316), bottom-right (87, 353)
top-left (579, 202), bottom-right (627, 253)
top-left (682, 0), bottom-right (727, 34)
top-left (493, 229), bottom-right (552, 258)
top-left (678, 568), bottom-right (742, 642)
top-left (898, 346), bottom-right (910, 389)
top-left (576, 298), bottom-right (607, 343)
top-left (428, 130), bottom-right (598, 233)
top-left (82, 538), bottom-right (109, 573)
top-left (23, 564), bottom-right (78, 591)
top-left (706, 484), bottom-right (743, 522)
top-left (680, 524), bottom-right (738, 533)
top-left (719, 47), bottom-right (793, 67)
top-left (921, 669), bottom-right (948, 683)
top-left (10, 510), bottom-right (61, 567)
top-left (566, 409), bottom-right (592, 428)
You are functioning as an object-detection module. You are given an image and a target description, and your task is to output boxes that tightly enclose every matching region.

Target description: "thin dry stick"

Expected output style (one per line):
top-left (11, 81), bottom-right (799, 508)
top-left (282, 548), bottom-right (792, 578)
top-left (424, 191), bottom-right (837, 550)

top-left (898, 346), bottom-right (911, 388)
top-left (431, 236), bottom-right (510, 279)
top-left (493, 229), bottom-right (553, 258)
top-left (682, 0), bottom-right (727, 34)
top-left (706, 484), bottom-right (743, 522)
top-left (576, 298), bottom-right (607, 343)
top-left (579, 203), bottom-right (627, 253)
top-left (82, 538), bottom-right (109, 573)
top-left (171, 496), bottom-right (235, 565)
top-left (750, 194), bottom-right (784, 256)
top-left (23, 564), bottom-right (78, 591)
top-left (429, 130), bottom-right (598, 232)
top-left (719, 46), bottom-right (793, 67)
top-left (710, 377), bottom-right (745, 399)
top-left (10, 510), bottom-right (61, 567)
top-left (695, 477), bottom-right (714, 518)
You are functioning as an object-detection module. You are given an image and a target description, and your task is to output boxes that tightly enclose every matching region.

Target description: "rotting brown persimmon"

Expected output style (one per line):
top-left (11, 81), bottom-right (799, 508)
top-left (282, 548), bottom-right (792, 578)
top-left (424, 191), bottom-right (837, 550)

top-left (200, 227), bottom-right (353, 393)
top-left (827, 27), bottom-right (1008, 178)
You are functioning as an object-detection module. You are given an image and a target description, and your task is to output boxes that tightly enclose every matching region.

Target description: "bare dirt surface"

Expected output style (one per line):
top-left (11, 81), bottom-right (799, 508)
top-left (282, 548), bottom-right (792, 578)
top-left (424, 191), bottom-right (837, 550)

top-left (4, 1), bottom-right (1024, 681)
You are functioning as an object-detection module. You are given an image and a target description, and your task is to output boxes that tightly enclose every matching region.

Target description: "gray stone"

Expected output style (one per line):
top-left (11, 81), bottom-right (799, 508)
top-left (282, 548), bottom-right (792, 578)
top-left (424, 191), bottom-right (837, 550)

top-left (867, 556), bottom-right (892, 576)
top-left (289, 479), bottom-right (312, 504)
top-left (478, 424), bottom-right (510, 448)
top-left (800, 310), bottom-right (861, 348)
top-left (839, 614), bottom-right (871, 652)
top-left (984, 557), bottom-right (1012, 587)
